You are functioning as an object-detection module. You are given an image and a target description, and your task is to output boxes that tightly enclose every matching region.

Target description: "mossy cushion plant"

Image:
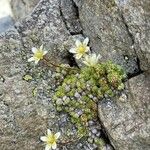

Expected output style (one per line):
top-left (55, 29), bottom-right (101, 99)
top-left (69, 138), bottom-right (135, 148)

top-left (28, 38), bottom-right (126, 149)
top-left (52, 60), bottom-right (126, 138)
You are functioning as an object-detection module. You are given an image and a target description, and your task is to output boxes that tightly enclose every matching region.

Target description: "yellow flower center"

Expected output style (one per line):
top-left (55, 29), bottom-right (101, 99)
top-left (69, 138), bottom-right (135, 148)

top-left (47, 134), bottom-right (56, 145)
top-left (77, 44), bottom-right (86, 54)
top-left (34, 50), bottom-right (44, 60)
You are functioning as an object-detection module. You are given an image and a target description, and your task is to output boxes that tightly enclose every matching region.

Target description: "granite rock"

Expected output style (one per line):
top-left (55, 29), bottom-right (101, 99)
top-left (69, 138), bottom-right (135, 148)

top-left (11, 0), bottom-right (40, 20)
top-left (1, 0), bottom-right (150, 149)
top-left (0, 0), bottom-right (107, 149)
top-left (77, 0), bottom-right (150, 73)
top-left (115, 0), bottom-right (150, 71)
top-left (0, 0), bottom-right (84, 149)
top-left (60, 0), bottom-right (82, 34)
top-left (0, 0), bottom-right (14, 33)
top-left (98, 74), bottom-right (150, 150)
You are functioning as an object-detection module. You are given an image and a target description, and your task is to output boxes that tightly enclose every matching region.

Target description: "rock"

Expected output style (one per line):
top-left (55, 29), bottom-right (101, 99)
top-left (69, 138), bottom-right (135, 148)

top-left (0, 0), bottom-right (14, 33)
top-left (10, 0), bottom-right (40, 20)
top-left (0, 16), bottom-right (14, 33)
top-left (0, 28), bottom-right (47, 150)
top-left (73, 0), bottom-right (83, 8)
top-left (77, 0), bottom-right (150, 73)
top-left (1, 0), bottom-right (150, 149)
top-left (78, 0), bottom-right (135, 59)
top-left (0, 0), bottom-right (107, 149)
top-left (60, 0), bottom-right (82, 34)
top-left (0, 0), bottom-right (81, 149)
top-left (98, 73), bottom-right (150, 150)
top-left (115, 0), bottom-right (150, 71)
top-left (11, 0), bottom-right (83, 34)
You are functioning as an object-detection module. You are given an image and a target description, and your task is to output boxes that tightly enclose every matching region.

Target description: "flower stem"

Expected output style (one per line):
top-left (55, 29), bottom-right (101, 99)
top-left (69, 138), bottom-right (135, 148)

top-left (58, 137), bottom-right (82, 145)
top-left (42, 57), bottom-right (79, 72)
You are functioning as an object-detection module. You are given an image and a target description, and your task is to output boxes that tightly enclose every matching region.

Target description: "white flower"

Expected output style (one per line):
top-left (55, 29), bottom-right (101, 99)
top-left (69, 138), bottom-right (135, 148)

top-left (28, 45), bottom-right (48, 64)
top-left (69, 37), bottom-right (90, 59)
top-left (83, 53), bottom-right (101, 67)
top-left (40, 129), bottom-right (61, 150)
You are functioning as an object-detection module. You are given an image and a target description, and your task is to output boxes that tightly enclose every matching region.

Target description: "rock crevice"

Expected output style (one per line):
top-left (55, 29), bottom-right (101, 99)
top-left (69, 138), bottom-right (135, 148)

top-left (60, 0), bottom-right (83, 35)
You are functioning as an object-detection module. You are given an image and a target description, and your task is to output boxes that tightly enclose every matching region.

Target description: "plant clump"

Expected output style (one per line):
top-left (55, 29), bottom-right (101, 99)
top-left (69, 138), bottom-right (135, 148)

top-left (52, 61), bottom-right (126, 139)
top-left (27, 38), bottom-right (127, 149)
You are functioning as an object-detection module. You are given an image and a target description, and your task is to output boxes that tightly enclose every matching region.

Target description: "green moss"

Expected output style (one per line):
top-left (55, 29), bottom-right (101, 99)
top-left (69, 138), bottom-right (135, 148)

top-left (23, 74), bottom-right (32, 81)
top-left (32, 88), bottom-right (37, 97)
top-left (95, 138), bottom-right (106, 150)
top-left (52, 61), bottom-right (126, 141)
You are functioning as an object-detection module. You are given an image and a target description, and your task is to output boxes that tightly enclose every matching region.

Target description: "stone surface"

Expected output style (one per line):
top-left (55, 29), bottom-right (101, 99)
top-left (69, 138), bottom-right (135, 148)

top-left (115, 0), bottom-right (150, 71)
top-left (11, 0), bottom-right (40, 20)
top-left (78, 0), bottom-right (134, 59)
top-left (60, 0), bottom-right (82, 35)
top-left (0, 0), bottom-right (14, 33)
top-left (0, 0), bottom-right (108, 149)
top-left (0, 16), bottom-right (14, 33)
top-left (77, 0), bottom-right (150, 72)
top-left (1, 0), bottom-right (150, 149)
top-left (98, 73), bottom-right (150, 150)
top-left (0, 0), bottom-right (82, 149)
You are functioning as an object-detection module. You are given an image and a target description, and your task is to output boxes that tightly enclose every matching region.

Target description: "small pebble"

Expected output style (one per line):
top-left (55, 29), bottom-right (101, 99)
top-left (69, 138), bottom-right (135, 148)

top-left (92, 128), bottom-right (97, 134)
top-left (56, 98), bottom-right (63, 105)
top-left (65, 85), bottom-right (70, 92)
top-left (88, 120), bottom-right (95, 126)
top-left (62, 96), bottom-right (67, 101)
top-left (74, 92), bottom-right (80, 98)
top-left (87, 137), bottom-right (94, 144)
top-left (96, 132), bottom-right (101, 137)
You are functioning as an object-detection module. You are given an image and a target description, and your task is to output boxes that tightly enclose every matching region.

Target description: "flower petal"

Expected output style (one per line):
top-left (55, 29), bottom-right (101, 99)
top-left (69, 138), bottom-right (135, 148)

top-left (75, 53), bottom-right (83, 59)
top-left (43, 51), bottom-right (48, 55)
top-left (83, 61), bottom-right (90, 66)
top-left (40, 44), bottom-right (44, 50)
top-left (92, 53), bottom-right (96, 60)
top-left (54, 132), bottom-right (61, 139)
top-left (28, 57), bottom-right (35, 62)
top-left (69, 48), bottom-right (77, 54)
top-left (75, 39), bottom-right (82, 47)
top-left (47, 129), bottom-right (52, 135)
top-left (35, 60), bottom-right (39, 64)
top-left (52, 142), bottom-right (57, 149)
top-left (83, 53), bottom-right (100, 67)
top-left (97, 54), bottom-right (101, 60)
top-left (40, 136), bottom-right (47, 142)
top-left (45, 145), bottom-right (51, 150)
top-left (32, 47), bottom-right (37, 53)
top-left (85, 46), bottom-right (90, 52)
top-left (83, 37), bottom-right (89, 45)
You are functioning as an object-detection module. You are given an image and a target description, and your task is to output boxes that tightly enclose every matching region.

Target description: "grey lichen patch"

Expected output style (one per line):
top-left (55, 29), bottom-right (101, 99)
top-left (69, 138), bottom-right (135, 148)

top-left (52, 61), bottom-right (126, 148)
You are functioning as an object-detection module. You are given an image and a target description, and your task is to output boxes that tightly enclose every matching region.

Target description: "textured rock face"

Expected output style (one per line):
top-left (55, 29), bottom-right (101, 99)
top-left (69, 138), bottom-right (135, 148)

top-left (0, 29), bottom-right (45, 149)
top-left (0, 0), bottom-right (82, 149)
top-left (0, 0), bottom-right (14, 33)
top-left (60, 0), bottom-right (82, 34)
top-left (1, 0), bottom-right (150, 150)
top-left (78, 0), bottom-right (134, 59)
top-left (0, 0), bottom-right (107, 150)
top-left (77, 0), bottom-right (150, 72)
top-left (78, 0), bottom-right (150, 149)
top-left (98, 74), bottom-right (150, 150)
top-left (11, 0), bottom-right (40, 20)
top-left (115, 0), bottom-right (150, 71)
top-left (77, 1), bottom-right (150, 148)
